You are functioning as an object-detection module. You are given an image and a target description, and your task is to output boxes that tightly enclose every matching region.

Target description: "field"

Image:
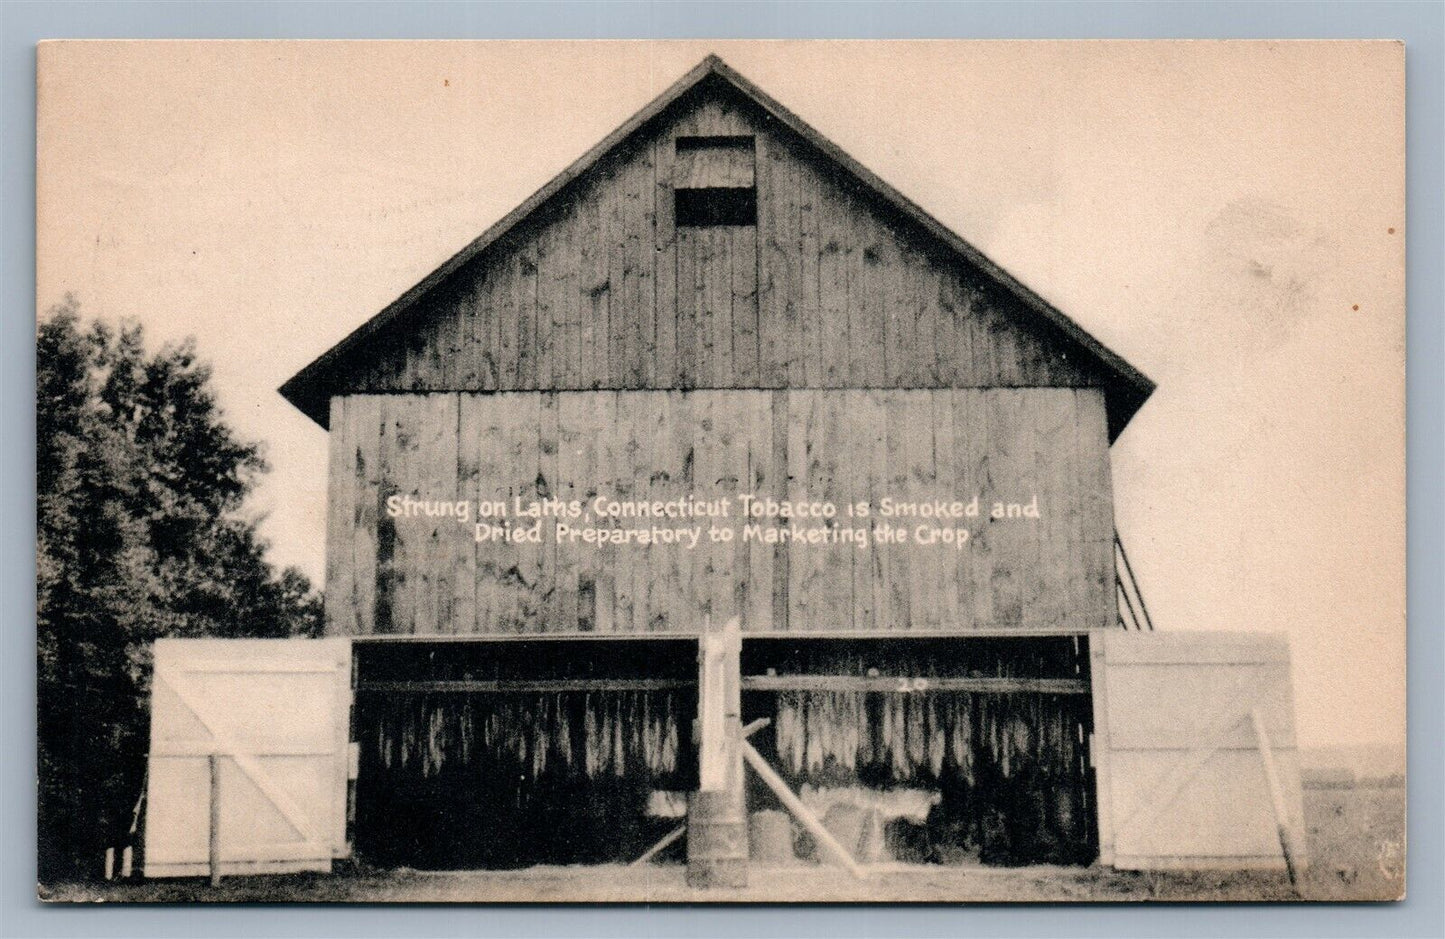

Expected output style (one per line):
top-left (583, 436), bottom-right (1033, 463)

top-left (42, 784), bottom-right (1404, 904)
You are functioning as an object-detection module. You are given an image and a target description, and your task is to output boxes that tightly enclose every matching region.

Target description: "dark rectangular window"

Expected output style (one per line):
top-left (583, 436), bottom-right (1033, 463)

top-left (673, 135), bottom-right (757, 227)
top-left (675, 134), bottom-right (755, 154)
top-left (675, 187), bottom-right (757, 227)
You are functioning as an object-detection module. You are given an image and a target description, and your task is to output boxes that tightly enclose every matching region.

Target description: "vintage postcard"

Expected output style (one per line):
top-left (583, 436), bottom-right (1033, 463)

top-left (36, 40), bottom-right (1405, 902)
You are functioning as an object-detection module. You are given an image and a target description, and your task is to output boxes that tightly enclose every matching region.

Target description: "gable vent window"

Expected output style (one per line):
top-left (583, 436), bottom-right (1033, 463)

top-left (674, 135), bottom-right (756, 227)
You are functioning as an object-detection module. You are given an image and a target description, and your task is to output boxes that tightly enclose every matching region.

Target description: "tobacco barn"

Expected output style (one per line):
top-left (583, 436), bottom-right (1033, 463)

top-left (141, 55), bottom-right (1307, 885)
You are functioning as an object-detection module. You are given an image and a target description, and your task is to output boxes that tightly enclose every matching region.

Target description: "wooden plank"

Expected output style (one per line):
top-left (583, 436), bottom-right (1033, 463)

top-left (578, 185), bottom-right (605, 390)
top-left (611, 392), bottom-right (640, 632)
top-left (904, 393), bottom-right (937, 630)
top-left (988, 391), bottom-right (1023, 628)
top-left (692, 394), bottom-right (724, 627)
top-left (1042, 390), bottom-right (1072, 630)
top-left (471, 395), bottom-right (507, 633)
top-left (720, 394), bottom-right (750, 627)
top-left (572, 391), bottom-right (604, 632)
top-left (208, 754), bottom-right (222, 887)
top-left (703, 226), bottom-right (733, 387)
top-left (920, 251), bottom-right (945, 386)
top-left (534, 215), bottom-right (557, 389)
top-left (818, 393), bottom-right (851, 631)
top-left (357, 678), bottom-right (695, 693)
top-left (739, 675), bottom-right (1089, 694)
top-left (425, 394), bottom-right (460, 633)
top-left (453, 395), bottom-right (482, 637)
top-left (635, 143), bottom-right (658, 387)
top-left (930, 390), bottom-right (962, 629)
top-left (630, 824), bottom-right (687, 867)
top-left (676, 228), bottom-right (700, 388)
top-left (1013, 391), bottom-right (1050, 630)
top-left (373, 396), bottom-right (404, 634)
top-left (731, 225), bottom-right (759, 387)
top-left (496, 394), bottom-right (539, 632)
top-left (1250, 708), bottom-right (1302, 887)
top-left (349, 396), bottom-right (382, 636)
top-left (1090, 635), bottom-right (1117, 865)
top-left (741, 740), bottom-right (866, 879)
top-left (863, 389), bottom-right (890, 630)
top-left (958, 389), bottom-right (993, 630)
top-left (851, 209), bottom-right (886, 387)
top-left (755, 131), bottom-right (783, 386)
top-left (818, 177), bottom-right (849, 387)
top-left (798, 161), bottom-right (823, 387)
top-left (323, 397), bottom-right (355, 636)
top-left (785, 391), bottom-right (814, 630)
top-left (1078, 388), bottom-right (1115, 629)
top-left (604, 157), bottom-right (629, 388)
top-left (671, 392), bottom-right (698, 630)
top-left (696, 619), bottom-right (741, 791)
top-left (595, 393), bottom-right (619, 632)
top-left (745, 394), bottom-right (773, 632)
top-left (533, 393), bottom-right (560, 631)
top-left (653, 133), bottom-right (679, 387)
top-left (553, 393), bottom-right (584, 631)
top-left (455, 273), bottom-right (480, 389)
top-left (537, 390), bottom-right (561, 631)
top-left (882, 393), bottom-right (912, 631)
top-left (475, 255), bottom-right (500, 391)
top-left (769, 390), bottom-right (791, 632)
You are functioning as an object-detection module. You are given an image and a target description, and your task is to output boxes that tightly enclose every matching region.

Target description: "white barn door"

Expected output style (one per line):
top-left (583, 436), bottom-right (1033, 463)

top-left (1091, 630), bottom-right (1307, 871)
top-left (144, 638), bottom-right (352, 877)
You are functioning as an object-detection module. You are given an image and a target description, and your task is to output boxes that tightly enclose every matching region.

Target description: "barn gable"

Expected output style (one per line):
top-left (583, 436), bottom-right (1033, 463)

top-left (280, 56), bottom-right (1153, 440)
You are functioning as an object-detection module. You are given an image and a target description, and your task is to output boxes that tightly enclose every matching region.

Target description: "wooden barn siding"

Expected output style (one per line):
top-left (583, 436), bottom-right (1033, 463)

top-left (333, 93), bottom-right (1106, 397)
top-left (324, 388), bottom-right (1114, 637)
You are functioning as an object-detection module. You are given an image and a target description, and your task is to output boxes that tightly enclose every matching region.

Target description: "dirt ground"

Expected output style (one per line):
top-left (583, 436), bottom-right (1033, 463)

top-left (42, 785), bottom-right (1405, 904)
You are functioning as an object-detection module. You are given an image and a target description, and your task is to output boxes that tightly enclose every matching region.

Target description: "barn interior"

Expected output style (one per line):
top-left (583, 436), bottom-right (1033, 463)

top-left (740, 635), bottom-right (1096, 867)
top-left (352, 633), bottom-right (1096, 871)
top-left (352, 637), bottom-right (698, 869)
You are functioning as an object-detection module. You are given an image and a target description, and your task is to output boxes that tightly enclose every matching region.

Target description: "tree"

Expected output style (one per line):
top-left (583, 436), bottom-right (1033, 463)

top-left (37, 298), bottom-right (322, 882)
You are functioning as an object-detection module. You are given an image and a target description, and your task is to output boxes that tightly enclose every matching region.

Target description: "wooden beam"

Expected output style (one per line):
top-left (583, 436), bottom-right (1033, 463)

top-left (208, 754), bottom-right (222, 887)
top-left (696, 618), bottom-right (742, 792)
top-left (740, 739), bottom-right (867, 880)
top-left (358, 676), bottom-right (1088, 695)
top-left (356, 678), bottom-right (694, 694)
top-left (1250, 708), bottom-right (1302, 889)
top-left (739, 675), bottom-right (1089, 695)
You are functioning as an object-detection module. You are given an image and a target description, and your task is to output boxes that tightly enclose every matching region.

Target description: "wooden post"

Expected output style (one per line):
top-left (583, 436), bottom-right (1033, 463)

top-left (688, 617), bottom-right (746, 888)
top-left (1249, 708), bottom-right (1300, 888)
top-left (208, 753), bottom-right (222, 887)
top-left (740, 739), bottom-right (867, 880)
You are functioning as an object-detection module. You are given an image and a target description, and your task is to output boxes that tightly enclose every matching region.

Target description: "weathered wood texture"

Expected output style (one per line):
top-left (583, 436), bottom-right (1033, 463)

top-left (1091, 631), bottom-right (1307, 871)
top-left (312, 86), bottom-right (1111, 404)
top-left (324, 388), bottom-right (1113, 637)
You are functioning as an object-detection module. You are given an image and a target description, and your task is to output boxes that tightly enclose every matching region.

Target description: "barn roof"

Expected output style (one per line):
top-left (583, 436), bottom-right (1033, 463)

top-left (280, 54), bottom-right (1154, 439)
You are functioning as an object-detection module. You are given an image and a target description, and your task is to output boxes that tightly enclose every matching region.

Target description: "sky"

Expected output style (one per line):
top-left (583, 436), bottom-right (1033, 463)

top-left (36, 41), bottom-right (1404, 748)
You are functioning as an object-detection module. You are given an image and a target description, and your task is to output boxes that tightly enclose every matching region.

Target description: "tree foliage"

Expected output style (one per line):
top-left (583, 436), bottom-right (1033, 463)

top-left (37, 298), bottom-right (322, 881)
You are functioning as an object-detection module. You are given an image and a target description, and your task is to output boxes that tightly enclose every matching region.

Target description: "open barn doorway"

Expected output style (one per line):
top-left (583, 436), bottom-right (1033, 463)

top-left (351, 637), bottom-right (698, 869)
top-left (738, 635), bottom-right (1098, 867)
